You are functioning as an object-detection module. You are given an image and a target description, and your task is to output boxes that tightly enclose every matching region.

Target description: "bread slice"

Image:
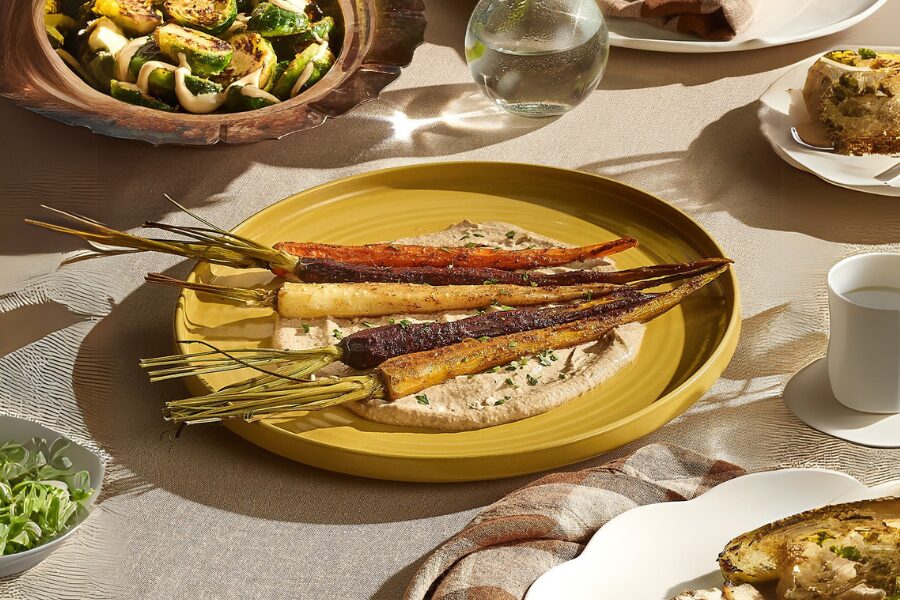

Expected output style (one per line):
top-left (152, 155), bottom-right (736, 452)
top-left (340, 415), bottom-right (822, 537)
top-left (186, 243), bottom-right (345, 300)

top-left (803, 49), bottom-right (900, 155)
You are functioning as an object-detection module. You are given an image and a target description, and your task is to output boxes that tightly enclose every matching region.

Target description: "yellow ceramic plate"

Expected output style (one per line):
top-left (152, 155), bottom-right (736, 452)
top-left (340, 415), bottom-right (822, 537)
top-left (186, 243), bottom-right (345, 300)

top-left (174, 163), bottom-right (740, 482)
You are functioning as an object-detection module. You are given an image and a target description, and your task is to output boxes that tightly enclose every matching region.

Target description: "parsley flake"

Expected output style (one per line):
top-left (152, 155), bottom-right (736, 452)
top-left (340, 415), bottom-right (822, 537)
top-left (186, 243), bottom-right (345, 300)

top-left (415, 394), bottom-right (429, 405)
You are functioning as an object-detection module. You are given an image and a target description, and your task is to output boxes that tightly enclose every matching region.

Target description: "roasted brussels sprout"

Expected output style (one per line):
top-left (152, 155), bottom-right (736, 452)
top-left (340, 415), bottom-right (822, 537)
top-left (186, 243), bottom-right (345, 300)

top-left (155, 23), bottom-right (234, 76)
top-left (223, 84), bottom-right (278, 111)
top-left (145, 68), bottom-right (223, 98)
top-left (215, 31), bottom-right (277, 88)
top-left (85, 50), bottom-right (118, 91)
top-left (126, 38), bottom-right (171, 79)
top-left (163, 0), bottom-right (238, 34)
top-left (110, 80), bottom-right (176, 110)
top-left (247, 2), bottom-right (309, 37)
top-left (269, 16), bottom-right (333, 56)
top-left (93, 0), bottom-right (162, 36)
top-left (44, 13), bottom-right (76, 48)
top-left (269, 42), bottom-right (320, 99)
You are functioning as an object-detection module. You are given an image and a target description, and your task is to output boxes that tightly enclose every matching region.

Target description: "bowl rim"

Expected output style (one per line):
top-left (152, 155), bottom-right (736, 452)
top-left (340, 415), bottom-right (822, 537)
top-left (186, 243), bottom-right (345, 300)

top-left (0, 0), bottom-right (427, 145)
top-left (0, 414), bottom-right (105, 565)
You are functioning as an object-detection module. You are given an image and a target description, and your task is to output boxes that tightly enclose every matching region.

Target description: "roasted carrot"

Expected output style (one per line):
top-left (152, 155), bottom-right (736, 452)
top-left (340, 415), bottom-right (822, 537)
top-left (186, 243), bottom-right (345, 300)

top-left (378, 266), bottom-right (723, 398)
top-left (157, 267), bottom-right (728, 424)
top-left (273, 238), bottom-right (637, 269)
top-left (27, 206), bottom-right (634, 275)
top-left (276, 257), bottom-right (731, 287)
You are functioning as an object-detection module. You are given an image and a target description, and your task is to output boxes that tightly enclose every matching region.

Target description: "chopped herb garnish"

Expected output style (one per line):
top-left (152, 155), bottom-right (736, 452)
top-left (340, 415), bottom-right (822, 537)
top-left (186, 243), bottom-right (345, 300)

top-left (459, 233), bottom-right (470, 240)
top-left (301, 323), bottom-right (311, 333)
top-left (583, 291), bottom-right (593, 301)
top-left (526, 374), bottom-right (539, 386)
top-left (494, 398), bottom-right (506, 405)
top-left (415, 394), bottom-right (429, 405)
top-left (487, 366), bottom-right (501, 373)
top-left (472, 232), bottom-right (485, 238)
top-left (505, 230), bottom-right (516, 239)
top-left (508, 341), bottom-right (518, 349)
top-left (830, 545), bottom-right (862, 561)
top-left (398, 319), bottom-right (412, 329)
top-left (331, 329), bottom-right (343, 339)
top-left (558, 373), bottom-right (566, 380)
top-left (465, 242), bottom-right (479, 249)
top-left (504, 377), bottom-right (519, 388)
top-left (361, 321), bottom-right (374, 328)
top-left (483, 279), bottom-right (498, 285)
top-left (477, 336), bottom-right (490, 342)
top-left (388, 319), bottom-right (396, 325)
top-left (859, 47), bottom-right (878, 59)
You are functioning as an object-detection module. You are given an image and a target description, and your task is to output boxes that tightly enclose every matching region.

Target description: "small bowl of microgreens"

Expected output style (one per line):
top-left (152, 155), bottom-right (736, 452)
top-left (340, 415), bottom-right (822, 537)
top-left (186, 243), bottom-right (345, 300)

top-left (0, 415), bottom-right (103, 577)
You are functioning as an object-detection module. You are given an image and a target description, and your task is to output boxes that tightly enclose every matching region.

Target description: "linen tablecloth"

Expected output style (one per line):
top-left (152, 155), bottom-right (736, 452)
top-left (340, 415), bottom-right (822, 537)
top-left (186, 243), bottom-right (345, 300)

top-left (1, 2), bottom-right (899, 598)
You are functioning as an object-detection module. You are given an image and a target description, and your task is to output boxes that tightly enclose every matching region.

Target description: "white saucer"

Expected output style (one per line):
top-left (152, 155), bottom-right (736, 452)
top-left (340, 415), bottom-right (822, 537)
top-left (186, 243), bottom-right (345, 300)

top-left (757, 46), bottom-right (900, 197)
top-left (783, 357), bottom-right (900, 448)
top-left (607, 0), bottom-right (887, 54)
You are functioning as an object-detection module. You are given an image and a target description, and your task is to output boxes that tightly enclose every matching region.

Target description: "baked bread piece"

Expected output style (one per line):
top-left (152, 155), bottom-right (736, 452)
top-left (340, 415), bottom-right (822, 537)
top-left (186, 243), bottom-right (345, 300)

top-left (803, 49), bottom-right (900, 155)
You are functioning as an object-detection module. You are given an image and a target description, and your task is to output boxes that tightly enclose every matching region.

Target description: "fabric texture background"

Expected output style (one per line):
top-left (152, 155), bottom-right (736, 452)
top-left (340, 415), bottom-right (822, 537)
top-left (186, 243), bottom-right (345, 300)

top-left (0, 1), bottom-right (899, 598)
top-left (404, 444), bottom-right (745, 600)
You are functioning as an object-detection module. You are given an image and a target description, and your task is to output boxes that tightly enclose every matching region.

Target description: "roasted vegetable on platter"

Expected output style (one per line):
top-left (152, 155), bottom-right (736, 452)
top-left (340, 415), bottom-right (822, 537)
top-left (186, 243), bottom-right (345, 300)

top-left (149, 268), bottom-right (727, 424)
top-left (43, 0), bottom-right (338, 113)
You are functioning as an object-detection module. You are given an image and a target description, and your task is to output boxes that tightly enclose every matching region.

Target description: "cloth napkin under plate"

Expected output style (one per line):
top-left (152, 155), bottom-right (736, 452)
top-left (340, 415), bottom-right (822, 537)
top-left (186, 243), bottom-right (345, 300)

top-left (600, 0), bottom-right (756, 41)
top-left (404, 444), bottom-right (745, 600)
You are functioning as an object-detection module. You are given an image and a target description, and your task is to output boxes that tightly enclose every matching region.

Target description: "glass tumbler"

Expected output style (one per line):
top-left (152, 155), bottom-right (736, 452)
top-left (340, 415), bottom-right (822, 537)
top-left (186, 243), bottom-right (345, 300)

top-left (465, 0), bottom-right (610, 117)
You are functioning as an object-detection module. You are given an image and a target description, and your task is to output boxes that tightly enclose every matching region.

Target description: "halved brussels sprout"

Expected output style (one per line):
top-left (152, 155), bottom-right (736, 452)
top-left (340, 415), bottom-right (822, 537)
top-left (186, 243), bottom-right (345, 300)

top-left (268, 59), bottom-right (289, 90)
top-left (145, 68), bottom-right (223, 99)
top-left (269, 42), bottom-right (319, 99)
top-left (126, 39), bottom-right (171, 79)
top-left (45, 13), bottom-right (76, 48)
top-left (110, 80), bottom-right (176, 110)
top-left (247, 2), bottom-right (309, 37)
top-left (223, 84), bottom-right (278, 111)
top-left (216, 31), bottom-right (277, 88)
top-left (84, 50), bottom-right (117, 91)
top-left (155, 23), bottom-right (234, 76)
top-left (93, 0), bottom-right (162, 36)
top-left (56, 48), bottom-right (92, 82)
top-left (164, 0), bottom-right (237, 34)
top-left (270, 16), bottom-right (333, 56)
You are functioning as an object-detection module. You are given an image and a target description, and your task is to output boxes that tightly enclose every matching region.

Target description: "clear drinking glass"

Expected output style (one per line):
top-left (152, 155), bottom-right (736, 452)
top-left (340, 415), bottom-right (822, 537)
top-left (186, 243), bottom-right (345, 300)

top-left (465, 0), bottom-right (609, 117)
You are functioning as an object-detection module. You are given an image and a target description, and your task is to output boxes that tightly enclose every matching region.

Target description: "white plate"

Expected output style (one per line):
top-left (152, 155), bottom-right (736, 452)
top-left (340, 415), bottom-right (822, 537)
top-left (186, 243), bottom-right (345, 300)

top-left (0, 416), bottom-right (104, 577)
top-left (526, 469), bottom-right (900, 600)
top-left (758, 46), bottom-right (900, 197)
top-left (608, 0), bottom-right (887, 53)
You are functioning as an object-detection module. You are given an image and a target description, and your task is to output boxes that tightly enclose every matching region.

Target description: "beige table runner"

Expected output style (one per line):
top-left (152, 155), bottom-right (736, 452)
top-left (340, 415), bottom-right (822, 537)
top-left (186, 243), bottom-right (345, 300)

top-left (1, 1), bottom-right (899, 598)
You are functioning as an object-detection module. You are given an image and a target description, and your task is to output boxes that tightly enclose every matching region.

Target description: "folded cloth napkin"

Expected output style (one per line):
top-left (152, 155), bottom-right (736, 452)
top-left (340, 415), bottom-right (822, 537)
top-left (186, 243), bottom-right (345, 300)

top-left (404, 444), bottom-right (745, 600)
top-left (600, 0), bottom-right (756, 41)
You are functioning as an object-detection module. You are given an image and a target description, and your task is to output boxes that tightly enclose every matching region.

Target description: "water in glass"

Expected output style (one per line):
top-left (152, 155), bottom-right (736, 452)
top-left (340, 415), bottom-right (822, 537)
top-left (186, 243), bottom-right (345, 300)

top-left (466, 0), bottom-right (609, 117)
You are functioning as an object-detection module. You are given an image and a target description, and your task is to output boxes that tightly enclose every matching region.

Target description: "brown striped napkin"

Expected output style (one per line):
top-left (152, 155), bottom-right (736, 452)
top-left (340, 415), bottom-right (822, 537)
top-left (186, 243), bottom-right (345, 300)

top-left (600, 0), bottom-right (756, 40)
top-left (404, 444), bottom-right (745, 600)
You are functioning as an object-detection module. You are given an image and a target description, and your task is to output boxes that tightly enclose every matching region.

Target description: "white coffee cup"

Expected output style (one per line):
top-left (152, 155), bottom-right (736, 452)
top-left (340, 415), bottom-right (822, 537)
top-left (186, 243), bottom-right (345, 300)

top-left (827, 253), bottom-right (900, 414)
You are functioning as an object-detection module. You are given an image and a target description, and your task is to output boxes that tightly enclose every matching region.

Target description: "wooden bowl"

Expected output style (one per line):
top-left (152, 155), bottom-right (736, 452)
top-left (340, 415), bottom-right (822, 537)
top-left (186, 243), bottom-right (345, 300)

top-left (0, 0), bottom-right (426, 145)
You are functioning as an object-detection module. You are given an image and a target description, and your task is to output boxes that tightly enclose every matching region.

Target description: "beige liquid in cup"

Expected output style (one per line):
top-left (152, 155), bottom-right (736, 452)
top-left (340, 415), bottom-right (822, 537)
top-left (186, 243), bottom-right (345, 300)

top-left (843, 286), bottom-right (900, 310)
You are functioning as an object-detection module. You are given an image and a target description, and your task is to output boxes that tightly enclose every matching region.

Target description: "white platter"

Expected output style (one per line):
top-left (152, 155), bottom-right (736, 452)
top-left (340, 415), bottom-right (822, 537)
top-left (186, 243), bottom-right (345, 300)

top-left (526, 469), bottom-right (900, 600)
top-left (608, 0), bottom-right (887, 53)
top-left (758, 46), bottom-right (900, 197)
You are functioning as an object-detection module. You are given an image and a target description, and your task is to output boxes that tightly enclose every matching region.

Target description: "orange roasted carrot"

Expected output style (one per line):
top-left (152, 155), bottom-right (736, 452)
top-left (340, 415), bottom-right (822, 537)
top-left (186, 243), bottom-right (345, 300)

top-left (273, 237), bottom-right (638, 269)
